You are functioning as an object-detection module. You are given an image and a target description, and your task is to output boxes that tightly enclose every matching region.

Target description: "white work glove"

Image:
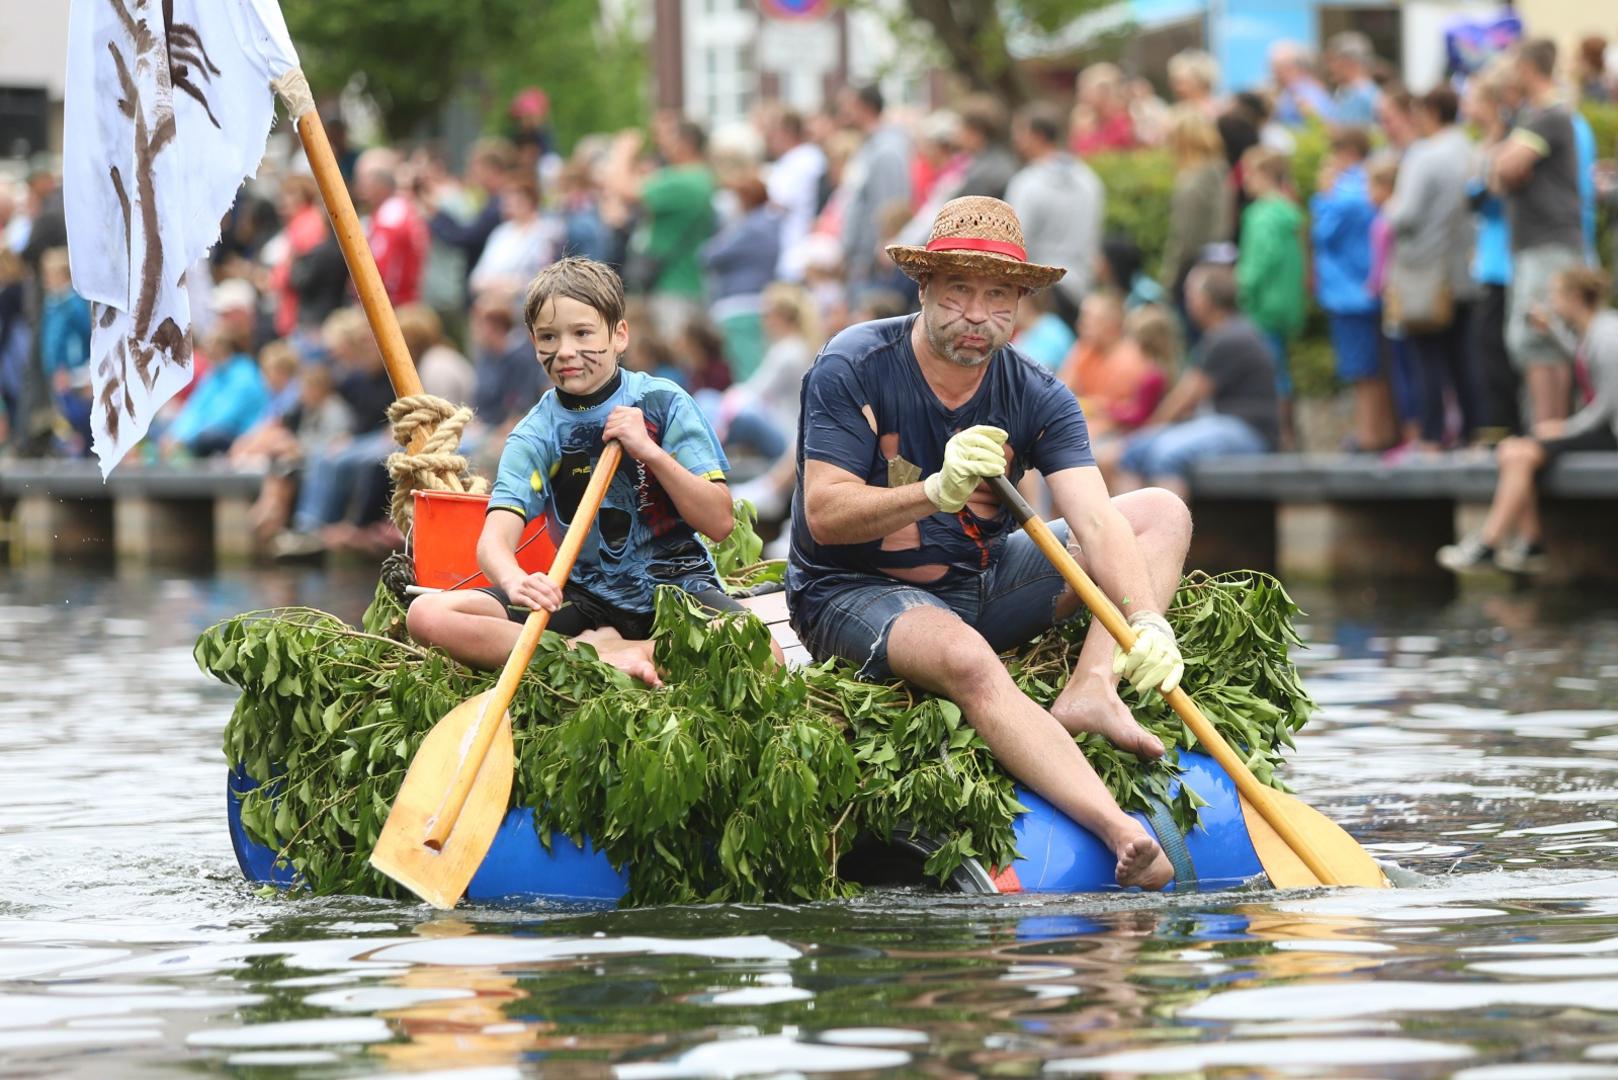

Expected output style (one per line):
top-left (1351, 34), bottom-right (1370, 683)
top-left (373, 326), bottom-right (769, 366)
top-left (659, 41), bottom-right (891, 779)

top-left (922, 425), bottom-right (1008, 513)
top-left (1112, 611), bottom-right (1184, 696)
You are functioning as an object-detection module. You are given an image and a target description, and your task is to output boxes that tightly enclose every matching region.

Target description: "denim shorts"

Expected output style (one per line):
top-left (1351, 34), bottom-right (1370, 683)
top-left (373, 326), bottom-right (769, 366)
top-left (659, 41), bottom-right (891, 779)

top-left (790, 520), bottom-right (1074, 680)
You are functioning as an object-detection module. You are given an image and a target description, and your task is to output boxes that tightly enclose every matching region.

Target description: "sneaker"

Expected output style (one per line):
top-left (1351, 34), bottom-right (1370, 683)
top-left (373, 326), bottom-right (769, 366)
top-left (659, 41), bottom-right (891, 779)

top-left (1437, 535), bottom-right (1496, 574)
top-left (1495, 541), bottom-right (1549, 575)
top-left (270, 530), bottom-right (327, 562)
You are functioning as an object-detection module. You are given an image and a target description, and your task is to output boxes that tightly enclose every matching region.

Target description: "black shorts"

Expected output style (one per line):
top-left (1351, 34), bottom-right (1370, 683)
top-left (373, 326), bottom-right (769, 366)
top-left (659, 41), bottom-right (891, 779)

top-left (476, 580), bottom-right (743, 640)
top-left (1538, 426), bottom-right (1618, 468)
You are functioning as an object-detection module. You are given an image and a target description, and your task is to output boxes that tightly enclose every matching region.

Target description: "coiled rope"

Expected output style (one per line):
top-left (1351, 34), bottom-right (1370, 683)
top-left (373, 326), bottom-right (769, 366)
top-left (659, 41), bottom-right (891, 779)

top-left (385, 394), bottom-right (489, 535)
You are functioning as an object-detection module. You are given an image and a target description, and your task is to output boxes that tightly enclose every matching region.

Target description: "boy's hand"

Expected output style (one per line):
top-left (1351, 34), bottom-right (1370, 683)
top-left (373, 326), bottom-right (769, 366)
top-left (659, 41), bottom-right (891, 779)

top-left (603, 406), bottom-right (658, 461)
top-left (502, 571), bottom-right (564, 614)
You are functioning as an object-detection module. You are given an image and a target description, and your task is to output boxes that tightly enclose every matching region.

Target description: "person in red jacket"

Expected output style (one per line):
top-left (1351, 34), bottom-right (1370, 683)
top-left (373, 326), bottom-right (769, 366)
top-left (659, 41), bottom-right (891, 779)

top-left (354, 148), bottom-right (427, 306)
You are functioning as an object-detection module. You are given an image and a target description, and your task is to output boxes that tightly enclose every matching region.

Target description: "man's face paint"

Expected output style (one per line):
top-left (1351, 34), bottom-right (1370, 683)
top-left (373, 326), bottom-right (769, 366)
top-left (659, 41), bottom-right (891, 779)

top-left (920, 273), bottom-right (1021, 369)
top-left (530, 295), bottom-right (625, 395)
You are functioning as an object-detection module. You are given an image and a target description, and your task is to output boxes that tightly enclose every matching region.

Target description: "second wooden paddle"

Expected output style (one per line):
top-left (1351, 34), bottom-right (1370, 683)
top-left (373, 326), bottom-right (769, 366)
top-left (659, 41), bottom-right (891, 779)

top-left (986, 475), bottom-right (1387, 889)
top-left (371, 443), bottom-right (625, 908)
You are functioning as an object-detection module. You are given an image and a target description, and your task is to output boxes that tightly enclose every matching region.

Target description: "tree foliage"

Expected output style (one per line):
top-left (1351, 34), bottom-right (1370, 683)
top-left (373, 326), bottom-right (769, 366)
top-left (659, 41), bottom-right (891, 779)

top-left (281, 0), bottom-right (645, 147)
top-left (854, 0), bottom-right (1115, 104)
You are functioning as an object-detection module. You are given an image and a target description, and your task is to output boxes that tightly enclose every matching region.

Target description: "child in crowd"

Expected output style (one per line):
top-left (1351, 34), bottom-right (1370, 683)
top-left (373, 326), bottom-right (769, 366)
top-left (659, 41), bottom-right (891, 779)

top-left (397, 303), bottom-right (475, 405)
top-left (38, 248), bottom-right (93, 456)
top-left (1310, 128), bottom-right (1396, 453)
top-left (1366, 154), bottom-right (1423, 453)
top-left (160, 281), bottom-right (270, 459)
top-left (1011, 287), bottom-right (1076, 371)
top-left (1059, 291), bottom-right (1167, 440)
top-left (241, 356), bottom-right (356, 544)
top-left (1439, 268), bottom-right (1618, 576)
top-left (407, 257), bottom-right (761, 684)
top-left (699, 282), bottom-right (819, 466)
top-left (1234, 146), bottom-right (1305, 448)
top-left (675, 319), bottom-right (733, 394)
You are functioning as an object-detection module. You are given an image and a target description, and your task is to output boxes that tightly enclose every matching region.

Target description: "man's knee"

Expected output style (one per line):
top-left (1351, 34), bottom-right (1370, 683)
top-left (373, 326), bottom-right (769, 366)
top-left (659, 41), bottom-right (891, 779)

top-left (890, 608), bottom-right (1000, 691)
top-left (1119, 485), bottom-right (1193, 544)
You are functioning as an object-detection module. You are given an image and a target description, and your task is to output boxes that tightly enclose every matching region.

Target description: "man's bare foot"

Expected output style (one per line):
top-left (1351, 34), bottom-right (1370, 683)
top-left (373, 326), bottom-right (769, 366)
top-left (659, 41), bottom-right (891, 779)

top-left (1114, 831), bottom-right (1174, 890)
top-left (1051, 676), bottom-right (1165, 759)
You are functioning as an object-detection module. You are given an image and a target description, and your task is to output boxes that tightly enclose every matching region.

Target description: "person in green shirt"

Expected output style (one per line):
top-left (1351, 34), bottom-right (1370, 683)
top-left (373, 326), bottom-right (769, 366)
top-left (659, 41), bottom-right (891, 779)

top-left (1235, 145), bottom-right (1306, 447)
top-left (604, 119), bottom-right (717, 321)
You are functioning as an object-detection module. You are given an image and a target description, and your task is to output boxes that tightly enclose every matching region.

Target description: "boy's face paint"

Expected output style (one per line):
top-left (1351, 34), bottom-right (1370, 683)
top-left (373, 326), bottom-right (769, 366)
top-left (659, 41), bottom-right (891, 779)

top-left (530, 295), bottom-right (629, 396)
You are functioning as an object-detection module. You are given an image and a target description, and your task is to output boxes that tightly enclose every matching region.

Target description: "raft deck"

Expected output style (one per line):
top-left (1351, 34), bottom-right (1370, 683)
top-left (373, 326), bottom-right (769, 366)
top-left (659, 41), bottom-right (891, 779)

top-left (739, 592), bottom-right (810, 667)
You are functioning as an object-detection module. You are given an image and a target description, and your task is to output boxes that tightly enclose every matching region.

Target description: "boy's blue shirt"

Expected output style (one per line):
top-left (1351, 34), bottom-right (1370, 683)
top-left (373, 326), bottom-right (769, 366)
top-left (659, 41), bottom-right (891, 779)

top-left (488, 367), bottom-right (730, 614)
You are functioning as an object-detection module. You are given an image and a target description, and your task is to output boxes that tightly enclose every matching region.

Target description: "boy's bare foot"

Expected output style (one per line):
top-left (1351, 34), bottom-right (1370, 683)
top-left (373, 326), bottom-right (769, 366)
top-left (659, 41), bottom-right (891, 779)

top-left (575, 629), bottom-right (663, 688)
top-left (1113, 830), bottom-right (1174, 890)
top-left (1051, 676), bottom-right (1165, 759)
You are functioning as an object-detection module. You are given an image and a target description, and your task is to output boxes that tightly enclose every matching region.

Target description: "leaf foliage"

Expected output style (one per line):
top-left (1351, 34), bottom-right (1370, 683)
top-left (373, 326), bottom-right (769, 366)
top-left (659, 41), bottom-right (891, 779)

top-left (201, 508), bottom-right (1312, 906)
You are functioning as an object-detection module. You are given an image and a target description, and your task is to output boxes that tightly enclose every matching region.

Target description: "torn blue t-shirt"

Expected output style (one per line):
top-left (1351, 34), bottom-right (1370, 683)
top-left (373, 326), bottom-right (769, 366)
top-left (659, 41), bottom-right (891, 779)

top-left (787, 315), bottom-right (1095, 612)
top-left (487, 368), bottom-right (729, 614)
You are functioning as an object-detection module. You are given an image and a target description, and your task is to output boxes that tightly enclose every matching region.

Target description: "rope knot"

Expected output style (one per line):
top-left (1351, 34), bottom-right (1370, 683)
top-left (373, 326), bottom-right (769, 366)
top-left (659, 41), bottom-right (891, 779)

top-left (385, 394), bottom-right (490, 534)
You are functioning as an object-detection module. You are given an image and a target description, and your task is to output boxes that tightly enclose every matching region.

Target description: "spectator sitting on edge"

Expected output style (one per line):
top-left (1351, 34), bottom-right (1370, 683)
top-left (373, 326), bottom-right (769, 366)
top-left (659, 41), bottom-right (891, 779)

top-left (1103, 264), bottom-right (1279, 498)
top-left (1439, 268), bottom-right (1618, 577)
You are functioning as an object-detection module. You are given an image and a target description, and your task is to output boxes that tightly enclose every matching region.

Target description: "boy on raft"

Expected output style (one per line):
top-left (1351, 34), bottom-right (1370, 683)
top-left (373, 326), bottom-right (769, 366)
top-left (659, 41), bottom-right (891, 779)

top-left (788, 197), bottom-right (1191, 890)
top-left (407, 257), bottom-right (750, 686)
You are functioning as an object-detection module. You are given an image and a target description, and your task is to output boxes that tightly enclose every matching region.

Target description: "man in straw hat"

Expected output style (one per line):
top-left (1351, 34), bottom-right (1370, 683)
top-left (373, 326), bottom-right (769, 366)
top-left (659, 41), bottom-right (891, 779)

top-left (787, 196), bottom-right (1192, 890)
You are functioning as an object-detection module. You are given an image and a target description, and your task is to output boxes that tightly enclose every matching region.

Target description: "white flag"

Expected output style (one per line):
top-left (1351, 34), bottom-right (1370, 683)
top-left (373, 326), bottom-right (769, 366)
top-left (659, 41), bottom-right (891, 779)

top-left (64, 0), bottom-right (301, 476)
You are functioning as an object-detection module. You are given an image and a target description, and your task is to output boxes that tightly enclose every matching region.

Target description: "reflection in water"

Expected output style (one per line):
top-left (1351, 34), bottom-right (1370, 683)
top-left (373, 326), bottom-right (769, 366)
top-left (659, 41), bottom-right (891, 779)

top-left (0, 568), bottom-right (1616, 1076)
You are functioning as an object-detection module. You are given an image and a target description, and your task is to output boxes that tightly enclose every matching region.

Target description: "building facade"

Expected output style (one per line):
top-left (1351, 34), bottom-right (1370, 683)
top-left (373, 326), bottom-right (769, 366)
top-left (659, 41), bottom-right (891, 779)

top-left (0, 3), bottom-right (71, 161)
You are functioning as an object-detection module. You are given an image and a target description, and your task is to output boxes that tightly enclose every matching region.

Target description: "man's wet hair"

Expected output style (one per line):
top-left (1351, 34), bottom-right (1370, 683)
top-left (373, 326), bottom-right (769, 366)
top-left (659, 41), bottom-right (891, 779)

top-left (522, 257), bottom-right (626, 337)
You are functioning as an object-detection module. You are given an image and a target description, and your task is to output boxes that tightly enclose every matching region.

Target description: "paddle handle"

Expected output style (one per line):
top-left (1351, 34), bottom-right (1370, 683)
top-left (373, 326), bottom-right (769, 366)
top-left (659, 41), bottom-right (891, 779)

top-left (423, 442), bottom-right (625, 849)
top-left (280, 80), bottom-right (426, 409)
top-left (987, 475), bottom-right (1344, 887)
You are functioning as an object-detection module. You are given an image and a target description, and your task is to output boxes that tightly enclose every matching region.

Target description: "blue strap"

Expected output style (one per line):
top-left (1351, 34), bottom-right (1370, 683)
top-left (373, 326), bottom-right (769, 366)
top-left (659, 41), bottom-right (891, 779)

top-left (1144, 796), bottom-right (1198, 891)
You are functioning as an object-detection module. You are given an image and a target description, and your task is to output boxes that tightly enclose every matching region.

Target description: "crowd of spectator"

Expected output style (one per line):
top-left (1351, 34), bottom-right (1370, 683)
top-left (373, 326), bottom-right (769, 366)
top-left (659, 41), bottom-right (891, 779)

top-left (1, 28), bottom-right (1615, 570)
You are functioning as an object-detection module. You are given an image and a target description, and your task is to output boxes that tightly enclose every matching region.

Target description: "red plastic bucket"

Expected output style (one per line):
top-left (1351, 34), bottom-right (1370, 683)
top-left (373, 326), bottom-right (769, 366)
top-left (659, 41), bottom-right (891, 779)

top-left (411, 490), bottom-right (556, 591)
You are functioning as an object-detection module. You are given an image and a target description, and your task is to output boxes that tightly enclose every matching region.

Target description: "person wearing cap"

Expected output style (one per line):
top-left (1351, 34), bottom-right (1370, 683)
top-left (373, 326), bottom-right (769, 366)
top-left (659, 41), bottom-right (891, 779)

top-left (160, 279), bottom-right (270, 458)
top-left (788, 196), bottom-right (1191, 891)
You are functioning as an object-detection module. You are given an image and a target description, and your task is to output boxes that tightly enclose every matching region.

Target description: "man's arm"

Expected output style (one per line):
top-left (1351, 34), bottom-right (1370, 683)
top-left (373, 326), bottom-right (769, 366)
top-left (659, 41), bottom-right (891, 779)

top-left (1491, 132), bottom-right (1544, 193)
top-left (1044, 465), bottom-right (1162, 618)
top-left (802, 457), bottom-right (935, 546)
top-left (1146, 369), bottom-right (1212, 426)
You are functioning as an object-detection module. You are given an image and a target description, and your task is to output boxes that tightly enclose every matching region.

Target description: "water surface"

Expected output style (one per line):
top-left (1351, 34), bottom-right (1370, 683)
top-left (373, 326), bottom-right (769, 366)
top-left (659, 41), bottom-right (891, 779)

top-left (2, 568), bottom-right (1617, 1078)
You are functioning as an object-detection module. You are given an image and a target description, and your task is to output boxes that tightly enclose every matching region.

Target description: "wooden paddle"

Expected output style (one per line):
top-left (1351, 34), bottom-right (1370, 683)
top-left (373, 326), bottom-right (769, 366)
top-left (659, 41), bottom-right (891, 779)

top-left (987, 475), bottom-right (1388, 889)
top-left (371, 443), bottom-right (624, 908)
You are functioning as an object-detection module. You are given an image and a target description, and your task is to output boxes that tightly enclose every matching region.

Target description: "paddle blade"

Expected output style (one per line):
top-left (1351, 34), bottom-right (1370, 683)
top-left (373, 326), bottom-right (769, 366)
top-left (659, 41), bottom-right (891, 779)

top-left (370, 692), bottom-right (514, 908)
top-left (1240, 791), bottom-right (1389, 889)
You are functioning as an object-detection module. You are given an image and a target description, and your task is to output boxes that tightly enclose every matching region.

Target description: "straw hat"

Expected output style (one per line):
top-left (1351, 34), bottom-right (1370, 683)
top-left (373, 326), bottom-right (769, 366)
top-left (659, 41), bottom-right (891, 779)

top-left (885, 196), bottom-right (1065, 291)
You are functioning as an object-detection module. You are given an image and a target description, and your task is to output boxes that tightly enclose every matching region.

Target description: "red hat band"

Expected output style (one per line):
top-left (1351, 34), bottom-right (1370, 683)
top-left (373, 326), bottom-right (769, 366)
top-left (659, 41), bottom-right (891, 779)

top-left (924, 236), bottom-right (1029, 262)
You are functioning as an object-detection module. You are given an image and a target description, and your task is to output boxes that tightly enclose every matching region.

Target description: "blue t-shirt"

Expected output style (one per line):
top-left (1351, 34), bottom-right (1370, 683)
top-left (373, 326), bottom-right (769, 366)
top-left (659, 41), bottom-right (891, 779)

top-left (788, 316), bottom-right (1095, 609)
top-left (487, 368), bottom-right (730, 614)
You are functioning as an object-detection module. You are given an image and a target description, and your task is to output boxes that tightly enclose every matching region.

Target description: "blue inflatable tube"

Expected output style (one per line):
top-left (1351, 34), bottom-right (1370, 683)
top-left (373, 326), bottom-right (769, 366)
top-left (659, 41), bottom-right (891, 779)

top-left (228, 750), bottom-right (1263, 900)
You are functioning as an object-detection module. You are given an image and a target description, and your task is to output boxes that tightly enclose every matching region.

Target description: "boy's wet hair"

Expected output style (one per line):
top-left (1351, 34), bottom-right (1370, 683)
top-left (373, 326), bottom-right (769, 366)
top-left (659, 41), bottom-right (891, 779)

top-left (523, 257), bottom-right (626, 337)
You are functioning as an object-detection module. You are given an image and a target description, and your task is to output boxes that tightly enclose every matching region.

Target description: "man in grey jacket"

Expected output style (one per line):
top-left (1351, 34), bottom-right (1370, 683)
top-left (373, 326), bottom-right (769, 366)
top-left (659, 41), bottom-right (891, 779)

top-left (837, 85), bottom-right (911, 297)
top-left (1006, 102), bottom-right (1104, 326)
top-left (1387, 85), bottom-right (1479, 445)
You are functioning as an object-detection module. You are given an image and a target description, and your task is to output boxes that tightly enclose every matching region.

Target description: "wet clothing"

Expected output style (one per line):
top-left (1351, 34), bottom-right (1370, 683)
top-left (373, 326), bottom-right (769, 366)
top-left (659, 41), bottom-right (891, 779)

top-left (794, 519), bottom-right (1076, 680)
top-left (487, 368), bottom-right (730, 615)
top-left (477, 579), bottom-right (742, 639)
top-left (787, 315), bottom-right (1094, 642)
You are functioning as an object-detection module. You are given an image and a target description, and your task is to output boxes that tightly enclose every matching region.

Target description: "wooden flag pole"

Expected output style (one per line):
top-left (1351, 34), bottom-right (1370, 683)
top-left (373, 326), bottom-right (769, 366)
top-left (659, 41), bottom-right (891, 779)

top-left (272, 71), bottom-right (425, 406)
